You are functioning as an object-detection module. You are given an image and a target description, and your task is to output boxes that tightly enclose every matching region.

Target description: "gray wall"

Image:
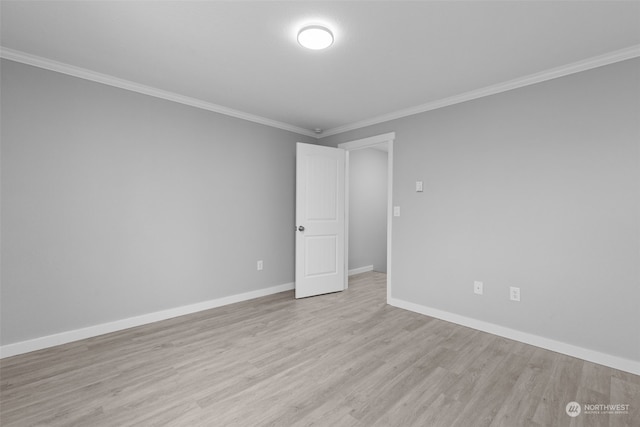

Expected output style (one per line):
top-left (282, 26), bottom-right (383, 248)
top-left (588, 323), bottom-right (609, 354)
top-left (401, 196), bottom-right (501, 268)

top-left (349, 148), bottom-right (387, 273)
top-left (0, 59), bottom-right (315, 345)
top-left (321, 59), bottom-right (640, 362)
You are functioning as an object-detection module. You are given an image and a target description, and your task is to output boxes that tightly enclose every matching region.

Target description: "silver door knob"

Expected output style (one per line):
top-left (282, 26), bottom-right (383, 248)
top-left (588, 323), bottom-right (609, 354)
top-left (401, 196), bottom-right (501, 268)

top-left (298, 225), bottom-right (305, 232)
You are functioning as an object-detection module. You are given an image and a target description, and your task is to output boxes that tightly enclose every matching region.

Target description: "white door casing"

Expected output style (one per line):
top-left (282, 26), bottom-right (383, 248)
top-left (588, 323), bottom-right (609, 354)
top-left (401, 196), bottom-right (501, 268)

top-left (295, 143), bottom-right (346, 298)
top-left (338, 132), bottom-right (395, 302)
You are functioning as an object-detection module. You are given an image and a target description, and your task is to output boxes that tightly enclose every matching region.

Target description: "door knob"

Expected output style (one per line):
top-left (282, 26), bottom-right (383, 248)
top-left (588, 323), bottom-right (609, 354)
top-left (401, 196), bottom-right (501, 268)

top-left (298, 225), bottom-right (305, 232)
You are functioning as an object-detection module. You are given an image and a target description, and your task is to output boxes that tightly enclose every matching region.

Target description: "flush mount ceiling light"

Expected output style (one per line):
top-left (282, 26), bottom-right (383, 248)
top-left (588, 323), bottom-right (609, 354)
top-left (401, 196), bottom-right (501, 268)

top-left (297, 25), bottom-right (334, 50)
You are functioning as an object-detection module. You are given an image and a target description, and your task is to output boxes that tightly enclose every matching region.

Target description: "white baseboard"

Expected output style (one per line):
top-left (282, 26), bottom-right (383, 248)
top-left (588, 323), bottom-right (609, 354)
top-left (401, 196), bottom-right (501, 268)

top-left (0, 282), bottom-right (295, 359)
top-left (348, 265), bottom-right (374, 276)
top-left (388, 297), bottom-right (640, 376)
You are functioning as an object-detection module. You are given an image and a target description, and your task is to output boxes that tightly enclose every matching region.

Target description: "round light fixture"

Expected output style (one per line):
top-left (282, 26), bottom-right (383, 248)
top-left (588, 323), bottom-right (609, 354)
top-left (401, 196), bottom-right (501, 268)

top-left (297, 25), bottom-right (334, 50)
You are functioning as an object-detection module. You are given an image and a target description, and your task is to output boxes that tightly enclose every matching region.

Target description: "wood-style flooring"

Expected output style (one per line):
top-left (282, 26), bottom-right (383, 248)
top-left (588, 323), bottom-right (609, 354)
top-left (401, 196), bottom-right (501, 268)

top-left (1, 272), bottom-right (639, 426)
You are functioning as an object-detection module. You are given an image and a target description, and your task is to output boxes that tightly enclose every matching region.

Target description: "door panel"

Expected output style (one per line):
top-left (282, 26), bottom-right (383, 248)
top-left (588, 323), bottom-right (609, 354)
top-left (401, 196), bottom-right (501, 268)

top-left (295, 143), bottom-right (345, 298)
top-left (306, 156), bottom-right (338, 220)
top-left (305, 235), bottom-right (337, 277)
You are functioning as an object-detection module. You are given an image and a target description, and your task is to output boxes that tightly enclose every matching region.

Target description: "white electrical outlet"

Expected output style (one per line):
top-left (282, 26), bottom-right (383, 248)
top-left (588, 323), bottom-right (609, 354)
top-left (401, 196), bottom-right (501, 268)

top-left (474, 281), bottom-right (483, 295)
top-left (393, 206), bottom-right (400, 217)
top-left (416, 181), bottom-right (424, 192)
top-left (510, 287), bottom-right (520, 302)
top-left (257, 260), bottom-right (263, 271)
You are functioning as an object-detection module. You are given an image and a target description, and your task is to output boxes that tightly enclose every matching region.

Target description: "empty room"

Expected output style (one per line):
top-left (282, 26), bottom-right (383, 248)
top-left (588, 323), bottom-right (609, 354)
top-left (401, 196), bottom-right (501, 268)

top-left (1, 1), bottom-right (639, 426)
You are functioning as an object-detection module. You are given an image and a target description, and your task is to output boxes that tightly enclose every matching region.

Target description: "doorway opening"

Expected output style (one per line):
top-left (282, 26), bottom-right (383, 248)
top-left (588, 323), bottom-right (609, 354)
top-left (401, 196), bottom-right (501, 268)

top-left (339, 132), bottom-right (395, 302)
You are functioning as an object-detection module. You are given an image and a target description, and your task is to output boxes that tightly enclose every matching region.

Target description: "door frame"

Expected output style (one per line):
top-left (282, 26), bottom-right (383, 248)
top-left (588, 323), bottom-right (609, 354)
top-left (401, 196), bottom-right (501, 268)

top-left (338, 132), bottom-right (395, 302)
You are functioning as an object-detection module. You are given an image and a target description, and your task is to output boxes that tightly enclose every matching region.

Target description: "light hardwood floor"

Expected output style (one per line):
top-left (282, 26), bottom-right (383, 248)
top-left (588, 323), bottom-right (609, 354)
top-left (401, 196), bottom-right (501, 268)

top-left (1, 272), bottom-right (638, 426)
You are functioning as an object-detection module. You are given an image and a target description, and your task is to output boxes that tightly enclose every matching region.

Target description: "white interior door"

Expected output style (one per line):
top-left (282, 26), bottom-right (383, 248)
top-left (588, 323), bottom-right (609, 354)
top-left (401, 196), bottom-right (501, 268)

top-left (295, 143), bottom-right (345, 298)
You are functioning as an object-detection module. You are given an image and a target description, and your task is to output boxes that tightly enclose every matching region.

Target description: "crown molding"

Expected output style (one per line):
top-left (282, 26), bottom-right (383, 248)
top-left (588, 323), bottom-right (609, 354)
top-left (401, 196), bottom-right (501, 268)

top-left (3, 44), bottom-right (638, 140)
top-left (321, 44), bottom-right (640, 138)
top-left (0, 47), bottom-right (318, 138)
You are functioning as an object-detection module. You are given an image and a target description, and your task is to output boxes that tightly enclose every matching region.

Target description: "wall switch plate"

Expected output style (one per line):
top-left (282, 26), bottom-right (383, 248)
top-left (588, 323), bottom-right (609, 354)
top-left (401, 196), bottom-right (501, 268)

top-left (393, 206), bottom-right (400, 217)
top-left (416, 181), bottom-right (424, 192)
top-left (510, 286), bottom-right (520, 302)
top-left (257, 260), bottom-right (263, 271)
top-left (474, 281), bottom-right (483, 295)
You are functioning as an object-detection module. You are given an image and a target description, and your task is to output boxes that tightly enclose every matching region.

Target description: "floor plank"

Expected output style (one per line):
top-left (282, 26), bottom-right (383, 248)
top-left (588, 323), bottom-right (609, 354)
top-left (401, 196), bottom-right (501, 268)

top-left (1, 272), bottom-right (638, 426)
